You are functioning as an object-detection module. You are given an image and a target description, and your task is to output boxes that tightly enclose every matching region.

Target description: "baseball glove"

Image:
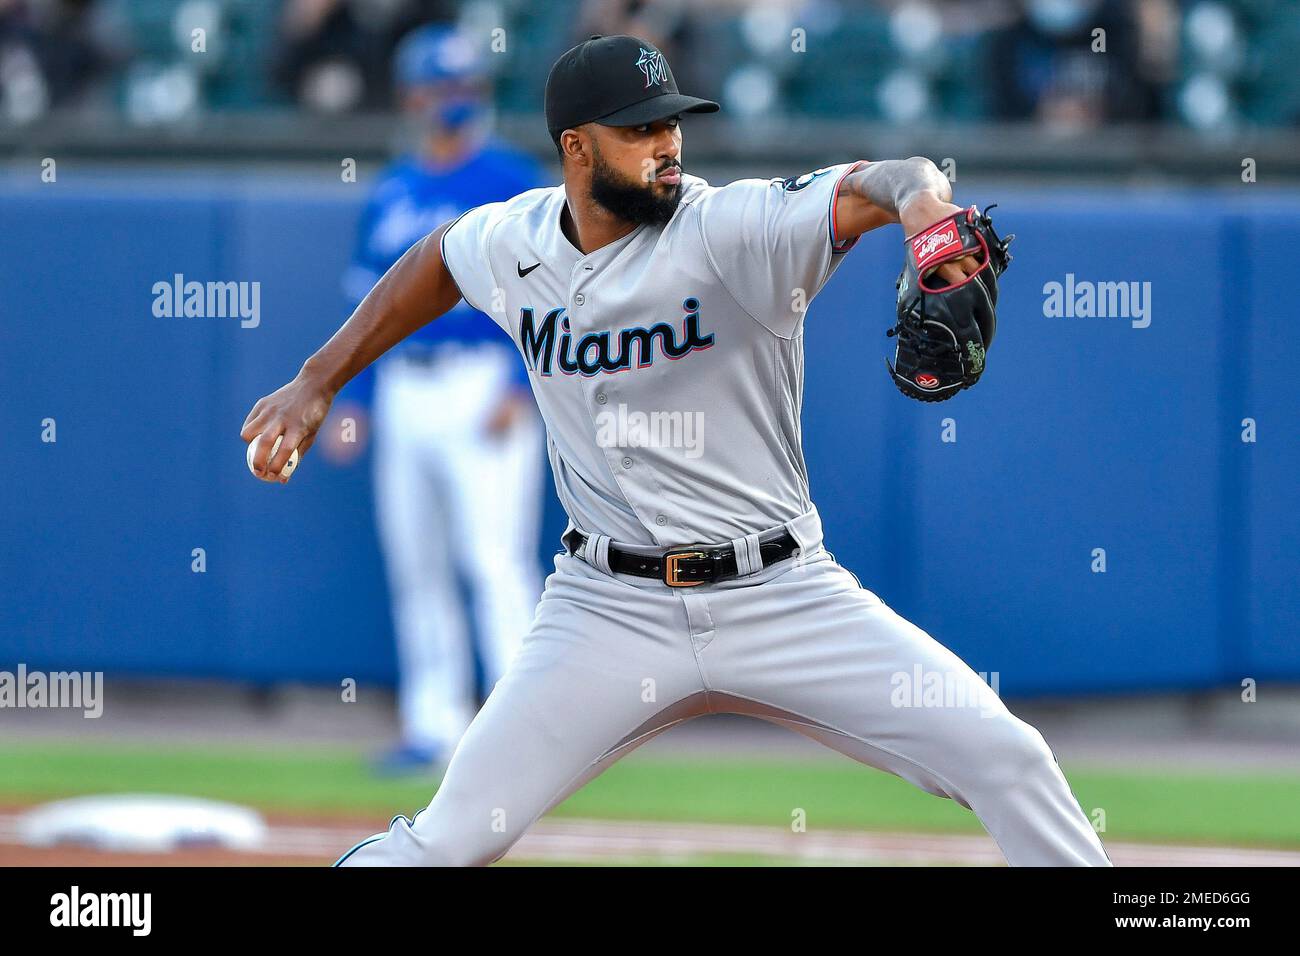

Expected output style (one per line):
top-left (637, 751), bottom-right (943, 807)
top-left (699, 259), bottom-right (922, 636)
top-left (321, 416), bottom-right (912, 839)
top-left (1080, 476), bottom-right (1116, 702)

top-left (886, 204), bottom-right (1013, 402)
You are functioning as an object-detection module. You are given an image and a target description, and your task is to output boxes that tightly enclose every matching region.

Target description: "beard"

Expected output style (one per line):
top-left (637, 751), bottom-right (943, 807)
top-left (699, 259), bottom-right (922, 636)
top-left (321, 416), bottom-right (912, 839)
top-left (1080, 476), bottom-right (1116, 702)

top-left (590, 146), bottom-right (683, 226)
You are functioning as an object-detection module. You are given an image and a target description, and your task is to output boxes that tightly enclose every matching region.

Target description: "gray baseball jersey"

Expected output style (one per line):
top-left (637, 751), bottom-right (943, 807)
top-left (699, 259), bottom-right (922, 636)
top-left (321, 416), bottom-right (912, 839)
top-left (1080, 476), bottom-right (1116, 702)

top-left (336, 166), bottom-right (1112, 867)
top-left (439, 163), bottom-right (863, 547)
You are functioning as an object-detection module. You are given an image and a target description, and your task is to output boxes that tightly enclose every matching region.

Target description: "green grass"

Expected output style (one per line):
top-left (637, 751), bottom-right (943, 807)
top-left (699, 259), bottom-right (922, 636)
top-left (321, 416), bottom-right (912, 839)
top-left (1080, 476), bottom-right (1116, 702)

top-left (0, 742), bottom-right (1297, 848)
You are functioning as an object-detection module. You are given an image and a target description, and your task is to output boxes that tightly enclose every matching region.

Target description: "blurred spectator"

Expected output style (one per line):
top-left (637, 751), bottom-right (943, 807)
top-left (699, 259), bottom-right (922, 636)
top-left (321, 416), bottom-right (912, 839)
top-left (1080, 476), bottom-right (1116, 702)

top-left (271, 0), bottom-right (459, 112)
top-left (988, 0), bottom-right (1178, 128)
top-left (575, 0), bottom-right (720, 109)
top-left (0, 0), bottom-right (124, 123)
top-left (576, 0), bottom-right (686, 51)
top-left (2, 0), bottom-right (1289, 133)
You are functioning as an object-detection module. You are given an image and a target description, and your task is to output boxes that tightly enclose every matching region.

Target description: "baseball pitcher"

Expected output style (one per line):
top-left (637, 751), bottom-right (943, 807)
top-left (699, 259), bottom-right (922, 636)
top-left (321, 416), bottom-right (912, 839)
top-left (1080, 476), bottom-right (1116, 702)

top-left (242, 35), bottom-right (1109, 867)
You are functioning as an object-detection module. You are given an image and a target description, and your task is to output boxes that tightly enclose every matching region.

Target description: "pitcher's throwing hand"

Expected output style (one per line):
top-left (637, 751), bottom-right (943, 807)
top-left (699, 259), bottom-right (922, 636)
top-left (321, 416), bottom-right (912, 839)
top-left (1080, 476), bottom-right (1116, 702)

top-left (240, 373), bottom-right (334, 482)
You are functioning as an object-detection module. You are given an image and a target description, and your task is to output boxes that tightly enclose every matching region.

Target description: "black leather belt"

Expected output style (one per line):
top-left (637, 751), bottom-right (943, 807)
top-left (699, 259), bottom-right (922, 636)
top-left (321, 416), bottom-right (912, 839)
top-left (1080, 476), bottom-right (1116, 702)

top-left (563, 528), bottom-right (800, 588)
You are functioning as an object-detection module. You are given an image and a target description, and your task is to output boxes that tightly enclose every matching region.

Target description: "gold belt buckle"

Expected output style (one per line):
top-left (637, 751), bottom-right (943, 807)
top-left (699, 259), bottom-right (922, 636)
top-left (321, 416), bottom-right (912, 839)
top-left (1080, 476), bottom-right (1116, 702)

top-left (663, 550), bottom-right (707, 587)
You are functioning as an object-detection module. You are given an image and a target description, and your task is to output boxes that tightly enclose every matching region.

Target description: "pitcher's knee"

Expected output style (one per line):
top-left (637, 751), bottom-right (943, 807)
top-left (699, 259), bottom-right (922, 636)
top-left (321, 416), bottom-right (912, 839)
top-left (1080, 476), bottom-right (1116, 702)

top-left (976, 716), bottom-right (1060, 791)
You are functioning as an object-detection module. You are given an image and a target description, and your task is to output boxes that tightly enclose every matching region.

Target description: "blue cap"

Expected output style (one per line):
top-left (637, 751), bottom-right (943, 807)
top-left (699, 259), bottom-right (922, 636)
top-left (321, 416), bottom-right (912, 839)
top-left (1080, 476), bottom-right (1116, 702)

top-left (393, 24), bottom-right (485, 88)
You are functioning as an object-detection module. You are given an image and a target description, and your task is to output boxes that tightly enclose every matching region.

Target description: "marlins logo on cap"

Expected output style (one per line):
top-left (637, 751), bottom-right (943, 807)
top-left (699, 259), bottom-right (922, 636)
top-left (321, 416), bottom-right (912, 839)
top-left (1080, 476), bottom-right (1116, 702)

top-left (635, 47), bottom-right (668, 88)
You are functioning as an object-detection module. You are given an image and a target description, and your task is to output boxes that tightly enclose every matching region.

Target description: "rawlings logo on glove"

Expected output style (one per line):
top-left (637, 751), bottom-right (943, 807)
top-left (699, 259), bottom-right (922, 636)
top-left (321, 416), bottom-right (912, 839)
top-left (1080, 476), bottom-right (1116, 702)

top-left (887, 205), bottom-right (1013, 402)
top-left (911, 221), bottom-right (963, 270)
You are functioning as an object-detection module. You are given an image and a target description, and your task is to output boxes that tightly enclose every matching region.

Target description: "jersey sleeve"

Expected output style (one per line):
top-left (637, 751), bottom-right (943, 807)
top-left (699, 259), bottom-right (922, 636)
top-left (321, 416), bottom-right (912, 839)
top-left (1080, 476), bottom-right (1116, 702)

top-left (696, 161), bottom-right (866, 337)
top-left (438, 201), bottom-right (511, 326)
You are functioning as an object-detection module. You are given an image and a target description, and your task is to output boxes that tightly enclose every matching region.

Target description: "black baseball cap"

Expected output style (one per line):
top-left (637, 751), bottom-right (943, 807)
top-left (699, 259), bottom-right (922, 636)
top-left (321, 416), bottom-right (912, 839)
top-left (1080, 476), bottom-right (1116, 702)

top-left (545, 35), bottom-right (719, 143)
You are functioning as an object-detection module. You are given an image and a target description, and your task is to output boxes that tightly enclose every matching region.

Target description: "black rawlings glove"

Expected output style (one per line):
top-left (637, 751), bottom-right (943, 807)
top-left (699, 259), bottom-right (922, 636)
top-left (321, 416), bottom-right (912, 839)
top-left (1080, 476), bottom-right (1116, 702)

top-left (886, 205), bottom-right (1013, 402)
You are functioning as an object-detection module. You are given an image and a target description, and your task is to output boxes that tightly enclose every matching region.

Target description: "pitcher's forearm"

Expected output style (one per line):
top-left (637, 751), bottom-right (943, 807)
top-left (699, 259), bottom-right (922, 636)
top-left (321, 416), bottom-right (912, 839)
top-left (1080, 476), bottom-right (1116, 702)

top-left (844, 157), bottom-right (952, 219)
top-left (832, 157), bottom-right (958, 242)
top-left (302, 223), bottom-right (462, 394)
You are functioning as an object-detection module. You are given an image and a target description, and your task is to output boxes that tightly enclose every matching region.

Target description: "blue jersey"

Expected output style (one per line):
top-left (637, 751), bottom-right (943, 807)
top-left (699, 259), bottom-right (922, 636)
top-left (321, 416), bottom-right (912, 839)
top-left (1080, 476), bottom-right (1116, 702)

top-left (343, 141), bottom-right (542, 402)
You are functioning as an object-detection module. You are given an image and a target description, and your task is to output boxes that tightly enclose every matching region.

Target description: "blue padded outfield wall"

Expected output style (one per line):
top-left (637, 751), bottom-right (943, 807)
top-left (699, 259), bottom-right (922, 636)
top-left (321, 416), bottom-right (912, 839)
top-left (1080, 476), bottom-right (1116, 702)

top-left (2, 173), bottom-right (1296, 695)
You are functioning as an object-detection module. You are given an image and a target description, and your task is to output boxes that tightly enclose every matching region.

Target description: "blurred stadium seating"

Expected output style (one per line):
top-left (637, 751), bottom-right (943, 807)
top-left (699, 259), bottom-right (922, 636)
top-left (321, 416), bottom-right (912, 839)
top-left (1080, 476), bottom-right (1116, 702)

top-left (2, 2), bottom-right (1299, 134)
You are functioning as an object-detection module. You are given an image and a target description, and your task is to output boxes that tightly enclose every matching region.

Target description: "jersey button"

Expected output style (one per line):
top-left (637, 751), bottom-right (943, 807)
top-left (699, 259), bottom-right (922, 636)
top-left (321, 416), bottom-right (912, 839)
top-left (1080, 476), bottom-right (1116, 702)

top-left (595, 392), bottom-right (608, 405)
top-left (574, 293), bottom-right (586, 306)
top-left (655, 514), bottom-right (668, 526)
top-left (621, 457), bottom-right (633, 469)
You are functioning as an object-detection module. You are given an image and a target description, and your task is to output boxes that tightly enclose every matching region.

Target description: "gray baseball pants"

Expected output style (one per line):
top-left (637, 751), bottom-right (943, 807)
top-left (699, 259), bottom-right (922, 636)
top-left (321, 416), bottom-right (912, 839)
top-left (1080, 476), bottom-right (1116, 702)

top-left (336, 513), bottom-right (1111, 867)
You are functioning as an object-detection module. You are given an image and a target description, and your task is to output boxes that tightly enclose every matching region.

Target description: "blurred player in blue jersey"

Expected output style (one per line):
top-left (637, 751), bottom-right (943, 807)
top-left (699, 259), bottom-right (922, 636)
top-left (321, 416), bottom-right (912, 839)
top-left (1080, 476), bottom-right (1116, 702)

top-left (322, 24), bottom-right (545, 775)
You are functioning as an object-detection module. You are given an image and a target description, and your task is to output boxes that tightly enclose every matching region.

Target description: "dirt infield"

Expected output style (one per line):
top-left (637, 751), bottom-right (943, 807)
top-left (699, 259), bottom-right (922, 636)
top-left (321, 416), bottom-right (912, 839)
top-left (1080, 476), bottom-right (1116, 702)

top-left (3, 809), bottom-right (1300, 867)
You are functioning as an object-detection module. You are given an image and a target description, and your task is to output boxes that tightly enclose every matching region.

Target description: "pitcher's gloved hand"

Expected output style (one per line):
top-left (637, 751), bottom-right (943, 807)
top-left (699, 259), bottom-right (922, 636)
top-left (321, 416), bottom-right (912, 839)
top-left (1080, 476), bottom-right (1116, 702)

top-left (887, 205), bottom-right (1013, 402)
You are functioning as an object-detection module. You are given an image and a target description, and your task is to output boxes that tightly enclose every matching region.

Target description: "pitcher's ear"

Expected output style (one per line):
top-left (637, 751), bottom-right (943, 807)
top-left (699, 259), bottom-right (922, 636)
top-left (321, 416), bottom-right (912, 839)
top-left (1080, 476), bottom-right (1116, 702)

top-left (560, 127), bottom-right (593, 168)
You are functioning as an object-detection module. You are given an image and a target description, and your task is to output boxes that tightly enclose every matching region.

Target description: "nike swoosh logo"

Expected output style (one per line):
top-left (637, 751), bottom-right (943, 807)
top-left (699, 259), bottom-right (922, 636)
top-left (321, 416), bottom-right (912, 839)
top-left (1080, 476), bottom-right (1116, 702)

top-left (517, 261), bottom-right (541, 277)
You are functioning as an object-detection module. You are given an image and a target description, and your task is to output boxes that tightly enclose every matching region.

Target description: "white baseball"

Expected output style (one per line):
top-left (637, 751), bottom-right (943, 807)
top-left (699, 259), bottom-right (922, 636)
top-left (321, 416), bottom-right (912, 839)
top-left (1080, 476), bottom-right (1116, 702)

top-left (246, 434), bottom-right (299, 481)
